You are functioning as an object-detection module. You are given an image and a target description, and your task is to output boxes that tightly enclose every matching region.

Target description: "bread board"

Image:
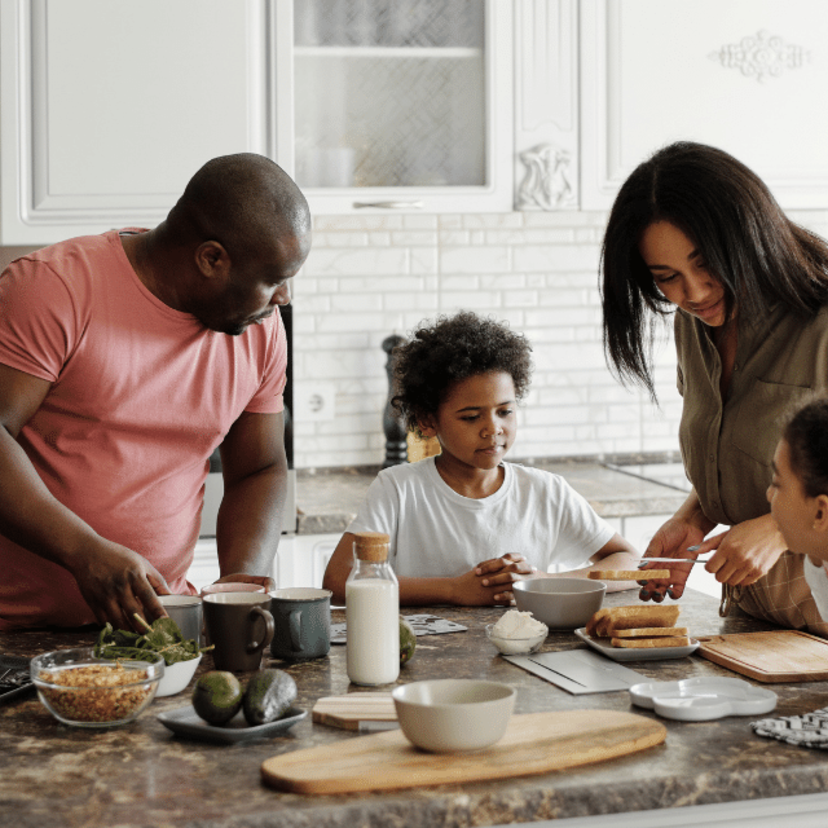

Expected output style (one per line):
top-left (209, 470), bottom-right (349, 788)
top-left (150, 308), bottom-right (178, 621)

top-left (261, 709), bottom-right (666, 795)
top-left (697, 630), bottom-right (828, 682)
top-left (311, 692), bottom-right (397, 730)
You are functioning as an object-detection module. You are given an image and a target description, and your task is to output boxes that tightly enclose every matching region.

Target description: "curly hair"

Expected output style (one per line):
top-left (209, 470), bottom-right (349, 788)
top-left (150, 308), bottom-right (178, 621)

top-left (391, 311), bottom-right (533, 437)
top-left (783, 396), bottom-right (828, 499)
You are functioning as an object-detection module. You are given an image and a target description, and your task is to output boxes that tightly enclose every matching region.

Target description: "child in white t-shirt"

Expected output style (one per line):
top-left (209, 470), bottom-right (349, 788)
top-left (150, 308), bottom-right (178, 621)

top-left (322, 311), bottom-right (641, 607)
top-left (767, 397), bottom-right (828, 619)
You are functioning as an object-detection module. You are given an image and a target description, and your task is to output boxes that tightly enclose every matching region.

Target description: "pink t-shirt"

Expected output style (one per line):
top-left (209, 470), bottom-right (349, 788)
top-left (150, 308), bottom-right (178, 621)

top-left (0, 231), bottom-right (286, 629)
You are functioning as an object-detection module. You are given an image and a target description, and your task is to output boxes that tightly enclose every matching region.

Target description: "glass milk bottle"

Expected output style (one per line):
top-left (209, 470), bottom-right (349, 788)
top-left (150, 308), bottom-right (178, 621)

top-left (346, 531), bottom-right (400, 685)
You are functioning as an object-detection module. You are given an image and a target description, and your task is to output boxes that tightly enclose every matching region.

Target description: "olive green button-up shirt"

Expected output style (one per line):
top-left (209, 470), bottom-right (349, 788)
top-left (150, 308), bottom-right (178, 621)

top-left (675, 303), bottom-right (828, 527)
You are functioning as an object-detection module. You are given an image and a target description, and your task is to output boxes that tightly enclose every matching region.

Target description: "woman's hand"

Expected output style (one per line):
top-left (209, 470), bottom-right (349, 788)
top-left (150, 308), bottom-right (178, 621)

top-left (702, 513), bottom-right (786, 587)
top-left (638, 516), bottom-right (707, 602)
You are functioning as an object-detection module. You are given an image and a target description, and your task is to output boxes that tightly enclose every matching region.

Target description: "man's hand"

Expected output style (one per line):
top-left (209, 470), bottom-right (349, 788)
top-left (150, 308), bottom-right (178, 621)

top-left (68, 541), bottom-right (171, 631)
top-left (211, 573), bottom-right (276, 593)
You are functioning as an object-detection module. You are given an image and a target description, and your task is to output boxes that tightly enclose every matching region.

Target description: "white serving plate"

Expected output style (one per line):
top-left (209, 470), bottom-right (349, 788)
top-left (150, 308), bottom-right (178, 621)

top-left (629, 677), bottom-right (777, 722)
top-left (574, 627), bottom-right (700, 661)
top-left (157, 705), bottom-right (306, 743)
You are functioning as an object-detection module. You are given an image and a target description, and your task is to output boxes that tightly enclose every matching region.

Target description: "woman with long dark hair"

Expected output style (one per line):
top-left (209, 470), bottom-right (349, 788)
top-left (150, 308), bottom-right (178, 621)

top-left (601, 141), bottom-right (828, 633)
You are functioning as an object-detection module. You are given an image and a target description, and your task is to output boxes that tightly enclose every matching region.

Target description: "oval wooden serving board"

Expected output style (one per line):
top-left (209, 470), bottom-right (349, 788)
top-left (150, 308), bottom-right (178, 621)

top-left (261, 709), bottom-right (666, 795)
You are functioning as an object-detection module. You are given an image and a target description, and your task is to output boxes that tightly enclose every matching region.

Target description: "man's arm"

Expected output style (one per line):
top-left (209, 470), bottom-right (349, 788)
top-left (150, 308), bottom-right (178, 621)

top-left (0, 363), bottom-right (170, 629)
top-left (214, 410), bottom-right (287, 590)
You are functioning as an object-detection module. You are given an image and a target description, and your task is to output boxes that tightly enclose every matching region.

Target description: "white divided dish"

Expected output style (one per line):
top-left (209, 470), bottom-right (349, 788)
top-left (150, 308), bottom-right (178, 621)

top-left (629, 676), bottom-right (777, 722)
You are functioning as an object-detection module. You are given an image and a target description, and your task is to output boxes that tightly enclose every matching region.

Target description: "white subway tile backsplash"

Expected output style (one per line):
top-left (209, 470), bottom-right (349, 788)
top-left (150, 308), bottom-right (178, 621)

top-left (440, 245), bottom-right (511, 273)
top-left (284, 209), bottom-right (700, 468)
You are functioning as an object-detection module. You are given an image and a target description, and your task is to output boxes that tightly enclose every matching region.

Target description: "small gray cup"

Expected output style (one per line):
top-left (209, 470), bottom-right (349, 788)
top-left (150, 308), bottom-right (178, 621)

top-left (158, 594), bottom-right (203, 645)
top-left (270, 588), bottom-right (332, 660)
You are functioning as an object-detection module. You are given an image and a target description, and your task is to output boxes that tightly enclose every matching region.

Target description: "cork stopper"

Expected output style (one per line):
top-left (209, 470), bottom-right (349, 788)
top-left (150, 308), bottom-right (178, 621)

top-left (353, 531), bottom-right (390, 562)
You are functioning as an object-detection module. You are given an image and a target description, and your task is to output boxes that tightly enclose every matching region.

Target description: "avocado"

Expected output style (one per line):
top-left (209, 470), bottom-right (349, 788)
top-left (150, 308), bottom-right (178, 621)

top-left (192, 671), bottom-right (243, 725)
top-left (400, 616), bottom-right (417, 666)
top-left (242, 669), bottom-right (298, 726)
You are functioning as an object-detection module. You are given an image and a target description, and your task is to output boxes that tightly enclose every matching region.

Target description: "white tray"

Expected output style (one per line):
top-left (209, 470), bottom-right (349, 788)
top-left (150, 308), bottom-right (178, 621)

top-left (629, 677), bottom-right (777, 721)
top-left (574, 627), bottom-right (700, 661)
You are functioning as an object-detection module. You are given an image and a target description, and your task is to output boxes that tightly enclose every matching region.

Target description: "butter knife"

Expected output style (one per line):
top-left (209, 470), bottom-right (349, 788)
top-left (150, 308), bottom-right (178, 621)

top-left (638, 557), bottom-right (709, 565)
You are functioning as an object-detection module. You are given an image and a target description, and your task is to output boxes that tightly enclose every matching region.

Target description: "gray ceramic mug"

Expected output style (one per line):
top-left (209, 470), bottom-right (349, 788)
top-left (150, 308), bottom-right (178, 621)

top-left (269, 588), bottom-right (332, 660)
top-left (158, 594), bottom-right (203, 645)
top-left (203, 593), bottom-right (275, 672)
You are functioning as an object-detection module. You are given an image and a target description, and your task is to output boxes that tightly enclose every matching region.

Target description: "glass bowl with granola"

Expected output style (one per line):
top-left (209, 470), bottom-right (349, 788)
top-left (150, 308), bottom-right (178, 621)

top-left (31, 647), bottom-right (164, 727)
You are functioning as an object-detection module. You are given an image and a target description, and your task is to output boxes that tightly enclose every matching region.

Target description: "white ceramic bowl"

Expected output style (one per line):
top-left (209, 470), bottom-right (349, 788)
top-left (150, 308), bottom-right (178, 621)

top-left (31, 647), bottom-right (163, 727)
top-left (485, 623), bottom-right (547, 655)
top-left (155, 654), bottom-right (202, 697)
top-left (392, 679), bottom-right (516, 752)
top-left (512, 577), bottom-right (606, 629)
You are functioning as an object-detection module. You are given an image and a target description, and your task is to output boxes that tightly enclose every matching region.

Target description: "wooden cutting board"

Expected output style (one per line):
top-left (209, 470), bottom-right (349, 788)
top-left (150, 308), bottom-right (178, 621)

top-left (698, 630), bottom-right (828, 682)
top-left (261, 709), bottom-right (666, 795)
top-left (312, 693), bottom-right (397, 730)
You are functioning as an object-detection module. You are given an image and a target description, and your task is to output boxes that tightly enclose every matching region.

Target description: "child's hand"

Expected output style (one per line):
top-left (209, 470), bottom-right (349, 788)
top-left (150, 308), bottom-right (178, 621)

top-left (468, 553), bottom-right (537, 603)
top-left (475, 552), bottom-right (536, 578)
top-left (446, 555), bottom-right (536, 606)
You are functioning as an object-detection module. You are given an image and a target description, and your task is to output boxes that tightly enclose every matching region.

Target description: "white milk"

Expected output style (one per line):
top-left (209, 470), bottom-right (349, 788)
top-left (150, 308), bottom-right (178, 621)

top-left (345, 579), bottom-right (400, 686)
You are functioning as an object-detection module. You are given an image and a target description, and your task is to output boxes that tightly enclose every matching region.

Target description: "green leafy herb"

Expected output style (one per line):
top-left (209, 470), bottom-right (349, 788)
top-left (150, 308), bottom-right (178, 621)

top-left (94, 615), bottom-right (212, 666)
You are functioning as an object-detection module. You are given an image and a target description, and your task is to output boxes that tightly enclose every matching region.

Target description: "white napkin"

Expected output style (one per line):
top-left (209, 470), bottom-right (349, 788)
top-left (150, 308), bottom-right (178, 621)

top-left (752, 706), bottom-right (828, 748)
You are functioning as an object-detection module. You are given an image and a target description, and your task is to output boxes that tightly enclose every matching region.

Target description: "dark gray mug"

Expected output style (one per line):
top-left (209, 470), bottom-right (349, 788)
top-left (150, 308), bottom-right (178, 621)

top-left (203, 593), bottom-right (275, 672)
top-left (269, 588), bottom-right (332, 660)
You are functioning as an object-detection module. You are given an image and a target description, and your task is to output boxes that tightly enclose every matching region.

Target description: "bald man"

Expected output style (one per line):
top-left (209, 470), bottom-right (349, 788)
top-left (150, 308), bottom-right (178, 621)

top-left (0, 153), bottom-right (312, 631)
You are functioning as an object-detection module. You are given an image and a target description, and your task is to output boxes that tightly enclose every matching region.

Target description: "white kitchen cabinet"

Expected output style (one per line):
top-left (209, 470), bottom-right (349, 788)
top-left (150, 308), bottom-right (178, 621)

top-left (0, 0), bottom-right (282, 245)
top-left (0, 0), bottom-right (513, 244)
top-left (512, 0), bottom-right (580, 211)
top-left (579, 0), bottom-right (828, 210)
top-left (286, 0), bottom-right (513, 215)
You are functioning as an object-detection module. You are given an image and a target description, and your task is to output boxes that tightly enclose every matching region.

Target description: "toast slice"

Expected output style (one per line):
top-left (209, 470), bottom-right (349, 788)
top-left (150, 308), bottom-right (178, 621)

top-left (586, 605), bottom-right (681, 638)
top-left (611, 626), bottom-right (688, 638)
top-left (610, 636), bottom-right (692, 649)
top-left (588, 570), bottom-right (671, 581)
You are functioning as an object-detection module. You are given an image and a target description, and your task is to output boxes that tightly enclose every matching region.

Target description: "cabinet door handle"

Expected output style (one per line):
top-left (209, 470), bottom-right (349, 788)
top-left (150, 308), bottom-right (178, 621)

top-left (352, 201), bottom-right (424, 210)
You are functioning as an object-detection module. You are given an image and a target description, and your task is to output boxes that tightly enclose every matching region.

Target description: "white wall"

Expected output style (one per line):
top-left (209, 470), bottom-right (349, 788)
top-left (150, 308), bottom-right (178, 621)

top-left (5, 206), bottom-right (828, 471)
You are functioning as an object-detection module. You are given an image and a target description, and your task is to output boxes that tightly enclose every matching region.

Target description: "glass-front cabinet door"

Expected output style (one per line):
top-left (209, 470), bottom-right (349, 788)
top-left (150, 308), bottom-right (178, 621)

top-left (285, 0), bottom-right (513, 214)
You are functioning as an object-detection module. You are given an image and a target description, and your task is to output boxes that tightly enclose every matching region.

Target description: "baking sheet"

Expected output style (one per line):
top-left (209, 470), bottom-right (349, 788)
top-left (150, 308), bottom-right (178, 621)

top-left (504, 649), bottom-right (647, 694)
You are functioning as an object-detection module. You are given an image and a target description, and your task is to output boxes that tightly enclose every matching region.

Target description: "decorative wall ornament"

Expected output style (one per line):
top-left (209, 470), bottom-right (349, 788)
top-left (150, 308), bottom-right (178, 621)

top-left (517, 143), bottom-right (575, 211)
top-left (709, 30), bottom-right (810, 82)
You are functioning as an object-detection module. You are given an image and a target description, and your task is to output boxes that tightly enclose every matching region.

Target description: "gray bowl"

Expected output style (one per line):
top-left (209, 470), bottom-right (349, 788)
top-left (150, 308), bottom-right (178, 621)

top-left (392, 679), bottom-right (516, 752)
top-left (512, 578), bottom-right (606, 629)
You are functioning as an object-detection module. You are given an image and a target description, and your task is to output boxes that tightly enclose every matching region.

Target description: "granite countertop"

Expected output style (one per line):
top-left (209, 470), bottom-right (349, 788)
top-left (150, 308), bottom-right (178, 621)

top-left (4, 590), bottom-right (828, 828)
top-left (295, 458), bottom-right (690, 534)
